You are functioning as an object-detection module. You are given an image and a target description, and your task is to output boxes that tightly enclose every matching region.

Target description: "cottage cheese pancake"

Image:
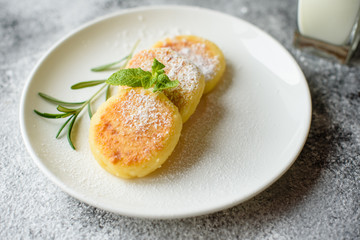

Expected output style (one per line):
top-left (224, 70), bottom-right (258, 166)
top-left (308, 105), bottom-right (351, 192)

top-left (89, 88), bottom-right (182, 179)
top-left (153, 35), bottom-right (226, 94)
top-left (125, 48), bottom-right (205, 122)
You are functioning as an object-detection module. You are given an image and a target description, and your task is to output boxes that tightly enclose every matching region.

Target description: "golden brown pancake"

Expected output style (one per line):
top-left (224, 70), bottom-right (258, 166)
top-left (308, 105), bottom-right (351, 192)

top-left (153, 35), bottom-right (226, 94)
top-left (89, 88), bottom-right (182, 179)
top-left (125, 48), bottom-right (205, 123)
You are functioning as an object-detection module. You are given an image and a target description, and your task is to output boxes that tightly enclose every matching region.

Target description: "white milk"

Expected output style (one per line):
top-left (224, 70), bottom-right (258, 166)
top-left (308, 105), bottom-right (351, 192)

top-left (298, 0), bottom-right (360, 45)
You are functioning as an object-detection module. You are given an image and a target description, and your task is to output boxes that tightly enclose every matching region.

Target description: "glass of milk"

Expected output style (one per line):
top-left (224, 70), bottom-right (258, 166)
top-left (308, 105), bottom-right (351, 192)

top-left (294, 0), bottom-right (360, 63)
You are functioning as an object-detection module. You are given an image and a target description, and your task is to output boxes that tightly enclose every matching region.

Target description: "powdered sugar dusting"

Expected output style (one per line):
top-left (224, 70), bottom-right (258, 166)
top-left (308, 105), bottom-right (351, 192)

top-left (178, 43), bottom-right (219, 83)
top-left (117, 89), bottom-right (171, 134)
top-left (129, 48), bottom-right (201, 93)
top-left (92, 88), bottom-right (178, 166)
top-left (156, 38), bottom-right (220, 83)
top-left (127, 48), bottom-right (203, 112)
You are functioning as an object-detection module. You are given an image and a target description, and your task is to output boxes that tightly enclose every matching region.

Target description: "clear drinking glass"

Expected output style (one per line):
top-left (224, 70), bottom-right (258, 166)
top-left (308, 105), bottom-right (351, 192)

top-left (294, 0), bottom-right (360, 64)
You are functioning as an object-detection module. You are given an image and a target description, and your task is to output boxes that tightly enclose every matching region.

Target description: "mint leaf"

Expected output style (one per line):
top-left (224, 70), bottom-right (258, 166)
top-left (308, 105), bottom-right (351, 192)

top-left (153, 74), bottom-right (179, 92)
top-left (152, 58), bottom-right (165, 75)
top-left (106, 68), bottom-right (151, 87)
top-left (148, 76), bottom-right (158, 89)
top-left (149, 58), bottom-right (166, 88)
top-left (105, 58), bottom-right (178, 92)
top-left (142, 74), bottom-right (153, 89)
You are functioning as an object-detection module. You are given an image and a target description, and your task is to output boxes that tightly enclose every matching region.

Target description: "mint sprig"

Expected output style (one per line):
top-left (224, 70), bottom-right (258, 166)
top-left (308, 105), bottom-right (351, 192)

top-left (106, 68), bottom-right (151, 87)
top-left (106, 58), bottom-right (179, 92)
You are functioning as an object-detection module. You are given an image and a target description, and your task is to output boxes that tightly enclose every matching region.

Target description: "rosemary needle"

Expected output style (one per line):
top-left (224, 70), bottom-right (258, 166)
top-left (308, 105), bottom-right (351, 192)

top-left (91, 40), bottom-right (140, 72)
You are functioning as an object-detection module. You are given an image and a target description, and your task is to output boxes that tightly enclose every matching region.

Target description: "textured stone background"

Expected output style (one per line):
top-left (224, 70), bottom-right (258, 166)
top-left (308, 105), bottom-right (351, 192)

top-left (1, 0), bottom-right (359, 239)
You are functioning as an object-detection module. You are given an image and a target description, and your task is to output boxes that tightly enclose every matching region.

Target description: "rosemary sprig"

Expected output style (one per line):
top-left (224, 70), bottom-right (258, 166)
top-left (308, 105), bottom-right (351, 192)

top-left (34, 40), bottom-right (179, 150)
top-left (34, 83), bottom-right (107, 149)
top-left (34, 41), bottom-right (139, 149)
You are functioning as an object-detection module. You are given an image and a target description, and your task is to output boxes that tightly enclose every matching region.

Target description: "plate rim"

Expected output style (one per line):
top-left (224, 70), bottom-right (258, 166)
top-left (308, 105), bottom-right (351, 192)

top-left (19, 5), bottom-right (312, 219)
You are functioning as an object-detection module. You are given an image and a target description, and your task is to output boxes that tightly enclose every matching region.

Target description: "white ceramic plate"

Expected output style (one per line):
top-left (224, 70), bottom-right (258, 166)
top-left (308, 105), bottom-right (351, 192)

top-left (20, 6), bottom-right (311, 219)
